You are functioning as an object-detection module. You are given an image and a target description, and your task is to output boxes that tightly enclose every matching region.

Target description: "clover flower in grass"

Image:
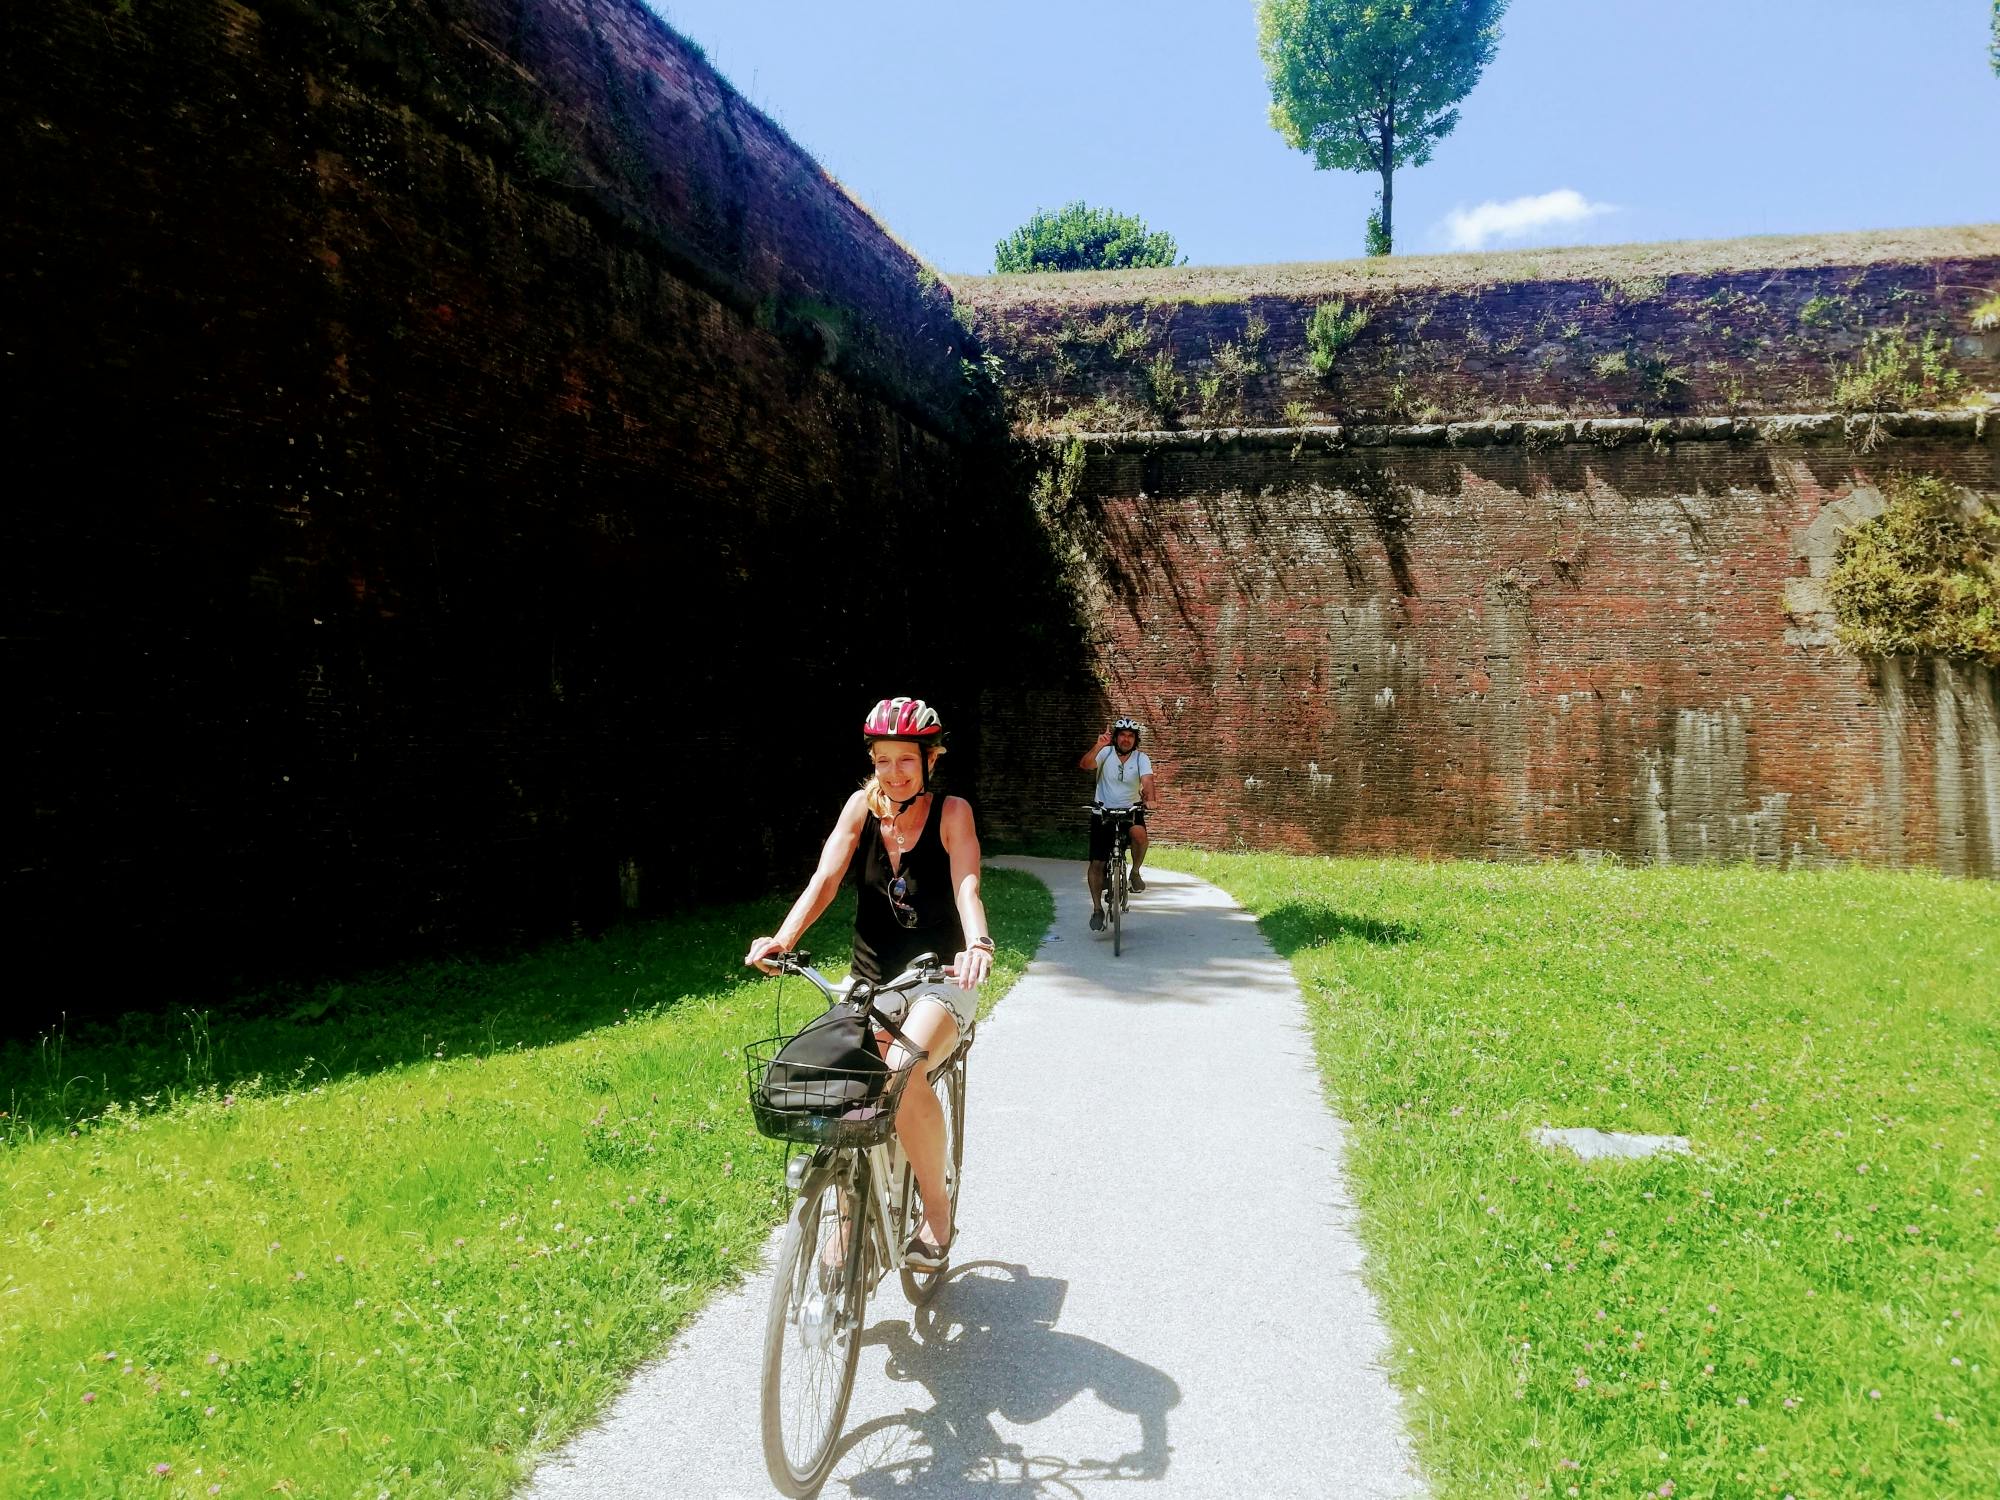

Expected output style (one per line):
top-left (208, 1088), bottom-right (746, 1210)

top-left (81, 1392), bottom-right (96, 1404)
top-left (153, 1464), bottom-right (171, 1476)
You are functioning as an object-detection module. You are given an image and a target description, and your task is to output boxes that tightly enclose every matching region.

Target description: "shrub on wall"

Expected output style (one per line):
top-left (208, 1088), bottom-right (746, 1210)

top-left (1830, 328), bottom-right (1962, 412)
top-left (1828, 475), bottom-right (2000, 665)
top-left (1305, 298), bottom-right (1369, 378)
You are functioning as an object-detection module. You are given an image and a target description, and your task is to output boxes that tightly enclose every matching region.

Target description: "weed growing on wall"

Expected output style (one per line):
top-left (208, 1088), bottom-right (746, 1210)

top-left (1831, 329), bottom-right (1963, 412)
top-left (1305, 299), bottom-right (1369, 379)
top-left (1141, 350), bottom-right (1186, 426)
top-left (1828, 475), bottom-right (2000, 665)
top-left (1029, 437), bottom-right (1114, 610)
top-left (1971, 293), bottom-right (2000, 332)
top-left (1798, 293), bottom-right (1850, 329)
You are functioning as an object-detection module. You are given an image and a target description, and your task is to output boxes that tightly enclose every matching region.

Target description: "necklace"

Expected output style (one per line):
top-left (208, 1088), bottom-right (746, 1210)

top-left (885, 792), bottom-right (925, 853)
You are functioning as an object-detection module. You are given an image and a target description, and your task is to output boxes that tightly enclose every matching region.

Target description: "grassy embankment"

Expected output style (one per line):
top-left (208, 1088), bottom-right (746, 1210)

top-left (0, 869), bottom-right (1053, 1498)
top-left (1155, 849), bottom-right (1996, 1500)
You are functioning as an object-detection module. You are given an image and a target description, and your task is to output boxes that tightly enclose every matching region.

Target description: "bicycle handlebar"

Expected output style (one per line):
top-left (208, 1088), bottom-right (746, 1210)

top-left (759, 949), bottom-right (950, 999)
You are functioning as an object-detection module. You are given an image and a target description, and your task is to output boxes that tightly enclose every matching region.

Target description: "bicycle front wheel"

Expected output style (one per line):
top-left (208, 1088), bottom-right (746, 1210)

top-left (1109, 854), bottom-right (1125, 957)
top-left (899, 1058), bottom-right (966, 1306)
top-left (762, 1151), bottom-right (872, 1497)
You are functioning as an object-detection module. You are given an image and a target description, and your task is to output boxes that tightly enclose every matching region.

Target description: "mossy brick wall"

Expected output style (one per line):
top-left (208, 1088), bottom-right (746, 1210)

top-left (966, 251), bottom-right (2000, 432)
top-left (971, 415), bottom-right (2000, 877)
top-left (0, 0), bottom-right (1086, 1010)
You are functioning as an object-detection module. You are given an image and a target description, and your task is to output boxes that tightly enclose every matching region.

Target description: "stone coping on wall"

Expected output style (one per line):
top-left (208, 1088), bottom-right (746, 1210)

top-left (1037, 408), bottom-right (1995, 454)
top-left (954, 224), bottom-right (2000, 308)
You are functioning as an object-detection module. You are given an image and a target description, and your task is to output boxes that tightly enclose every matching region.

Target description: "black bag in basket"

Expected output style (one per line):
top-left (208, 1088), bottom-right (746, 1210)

top-left (758, 997), bottom-right (910, 1115)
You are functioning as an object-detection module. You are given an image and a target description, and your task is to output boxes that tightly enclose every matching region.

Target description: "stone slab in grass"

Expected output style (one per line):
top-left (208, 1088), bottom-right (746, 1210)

top-left (1535, 1126), bottom-right (1692, 1161)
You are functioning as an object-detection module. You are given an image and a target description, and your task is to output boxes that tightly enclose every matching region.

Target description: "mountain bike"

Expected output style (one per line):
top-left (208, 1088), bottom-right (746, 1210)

top-left (1089, 803), bottom-right (1143, 957)
top-left (744, 951), bottom-right (971, 1498)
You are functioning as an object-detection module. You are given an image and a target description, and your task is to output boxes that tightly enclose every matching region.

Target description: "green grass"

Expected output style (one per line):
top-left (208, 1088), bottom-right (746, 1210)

top-left (1, 869), bottom-right (1053, 1497)
top-left (1152, 850), bottom-right (1999, 1500)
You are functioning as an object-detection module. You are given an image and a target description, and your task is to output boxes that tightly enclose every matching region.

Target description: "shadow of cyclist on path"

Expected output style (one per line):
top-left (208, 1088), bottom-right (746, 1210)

top-left (832, 1261), bottom-right (1181, 1496)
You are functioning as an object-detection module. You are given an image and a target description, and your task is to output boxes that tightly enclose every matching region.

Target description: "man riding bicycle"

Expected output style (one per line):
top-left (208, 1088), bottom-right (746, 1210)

top-left (1079, 716), bottom-right (1154, 932)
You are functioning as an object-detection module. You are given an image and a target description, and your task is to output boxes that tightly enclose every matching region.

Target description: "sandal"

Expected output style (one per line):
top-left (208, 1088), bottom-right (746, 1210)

top-left (904, 1228), bottom-right (954, 1273)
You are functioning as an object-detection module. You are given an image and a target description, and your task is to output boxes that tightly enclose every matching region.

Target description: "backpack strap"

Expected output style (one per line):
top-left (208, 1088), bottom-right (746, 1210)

top-left (848, 983), bottom-right (928, 1062)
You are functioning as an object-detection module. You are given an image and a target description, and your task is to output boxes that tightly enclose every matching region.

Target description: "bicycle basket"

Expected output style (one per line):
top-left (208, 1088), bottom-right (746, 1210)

top-left (744, 1035), bottom-right (921, 1148)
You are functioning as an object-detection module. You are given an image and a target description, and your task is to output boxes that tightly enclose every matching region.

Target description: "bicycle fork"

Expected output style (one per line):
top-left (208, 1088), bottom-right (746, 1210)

top-left (784, 1145), bottom-right (904, 1339)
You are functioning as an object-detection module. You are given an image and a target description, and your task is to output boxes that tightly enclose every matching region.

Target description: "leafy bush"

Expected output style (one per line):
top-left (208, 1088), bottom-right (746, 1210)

top-left (1141, 350), bottom-right (1187, 424)
top-left (1364, 201), bottom-right (1391, 258)
top-left (1830, 328), bottom-right (1962, 412)
top-left (1828, 474), bottom-right (2000, 665)
top-left (993, 202), bottom-right (1182, 273)
top-left (1305, 299), bottom-right (1370, 379)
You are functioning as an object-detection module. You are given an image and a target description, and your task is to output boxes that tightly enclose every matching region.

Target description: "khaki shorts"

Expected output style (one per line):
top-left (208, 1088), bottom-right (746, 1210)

top-left (843, 975), bottom-right (977, 1042)
top-left (873, 978), bottom-right (977, 1040)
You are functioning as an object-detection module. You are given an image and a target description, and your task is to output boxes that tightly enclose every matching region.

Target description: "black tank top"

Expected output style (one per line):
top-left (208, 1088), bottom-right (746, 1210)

top-left (849, 796), bottom-right (965, 984)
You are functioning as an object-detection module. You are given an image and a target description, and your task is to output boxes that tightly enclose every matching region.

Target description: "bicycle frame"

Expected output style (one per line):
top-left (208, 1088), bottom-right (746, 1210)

top-left (769, 956), bottom-right (964, 1287)
top-left (756, 950), bottom-right (972, 1494)
top-left (1088, 803), bottom-right (1141, 955)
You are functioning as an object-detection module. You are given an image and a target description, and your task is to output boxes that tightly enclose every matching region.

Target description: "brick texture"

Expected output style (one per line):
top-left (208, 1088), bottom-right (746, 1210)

top-left (973, 418), bottom-right (2000, 877)
top-left (1, 0), bottom-right (1089, 1011)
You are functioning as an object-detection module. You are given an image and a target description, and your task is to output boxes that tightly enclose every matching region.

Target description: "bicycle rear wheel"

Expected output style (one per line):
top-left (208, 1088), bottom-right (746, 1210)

top-left (762, 1151), bottom-right (872, 1496)
top-left (899, 1058), bottom-right (966, 1305)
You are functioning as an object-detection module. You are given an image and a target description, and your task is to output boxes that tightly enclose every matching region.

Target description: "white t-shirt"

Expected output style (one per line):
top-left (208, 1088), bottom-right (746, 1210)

top-left (1093, 746), bottom-right (1152, 809)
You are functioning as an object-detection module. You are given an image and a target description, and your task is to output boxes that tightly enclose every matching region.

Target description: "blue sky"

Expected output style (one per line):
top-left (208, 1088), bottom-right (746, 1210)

top-left (645, 1), bottom-right (2000, 275)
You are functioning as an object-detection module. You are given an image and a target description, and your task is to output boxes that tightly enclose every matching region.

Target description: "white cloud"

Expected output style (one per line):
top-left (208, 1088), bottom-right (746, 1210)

top-left (1434, 189), bottom-right (1616, 252)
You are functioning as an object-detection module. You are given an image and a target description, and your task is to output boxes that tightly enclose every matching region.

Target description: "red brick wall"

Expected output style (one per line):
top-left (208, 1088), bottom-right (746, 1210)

top-left (975, 415), bottom-right (2000, 876)
top-left (0, 0), bottom-right (1087, 1007)
top-left (966, 256), bottom-right (2000, 430)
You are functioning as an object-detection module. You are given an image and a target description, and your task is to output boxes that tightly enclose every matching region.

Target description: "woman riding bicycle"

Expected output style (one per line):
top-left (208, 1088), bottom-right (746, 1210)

top-left (744, 695), bottom-right (993, 1271)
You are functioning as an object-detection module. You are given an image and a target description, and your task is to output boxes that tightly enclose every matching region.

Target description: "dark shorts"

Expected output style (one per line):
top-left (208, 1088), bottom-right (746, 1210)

top-left (1088, 807), bottom-right (1146, 863)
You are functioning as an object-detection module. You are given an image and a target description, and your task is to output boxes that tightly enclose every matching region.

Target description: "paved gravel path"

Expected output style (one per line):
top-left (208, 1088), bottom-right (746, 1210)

top-left (521, 857), bottom-right (1426, 1499)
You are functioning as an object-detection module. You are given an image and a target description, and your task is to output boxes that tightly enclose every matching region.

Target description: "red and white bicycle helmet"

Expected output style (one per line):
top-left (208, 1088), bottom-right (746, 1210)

top-left (862, 696), bottom-right (944, 743)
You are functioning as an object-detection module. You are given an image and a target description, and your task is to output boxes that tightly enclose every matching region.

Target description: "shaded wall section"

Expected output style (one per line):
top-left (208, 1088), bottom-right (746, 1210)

top-left (971, 416), bottom-right (2000, 876)
top-left (1, 0), bottom-right (1090, 1012)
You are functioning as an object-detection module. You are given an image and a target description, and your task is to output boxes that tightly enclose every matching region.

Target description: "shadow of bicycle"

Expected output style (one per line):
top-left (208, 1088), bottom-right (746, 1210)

top-left (828, 1261), bottom-right (1181, 1496)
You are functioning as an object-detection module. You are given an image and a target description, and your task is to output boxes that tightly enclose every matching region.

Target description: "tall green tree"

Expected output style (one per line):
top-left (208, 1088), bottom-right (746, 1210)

top-left (994, 202), bottom-right (1182, 273)
top-left (1258, 0), bottom-right (1507, 255)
